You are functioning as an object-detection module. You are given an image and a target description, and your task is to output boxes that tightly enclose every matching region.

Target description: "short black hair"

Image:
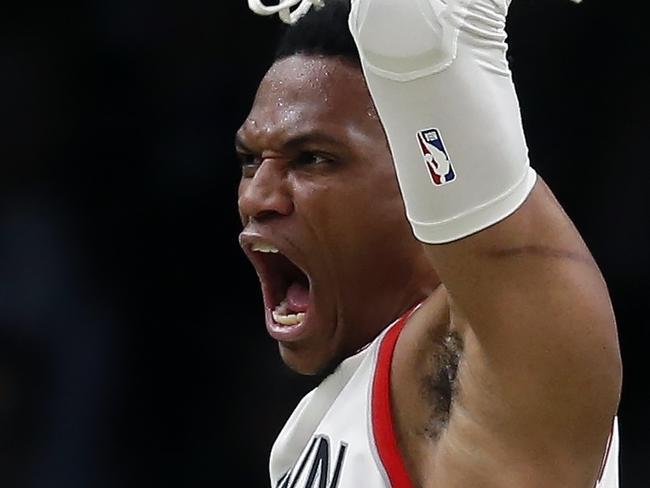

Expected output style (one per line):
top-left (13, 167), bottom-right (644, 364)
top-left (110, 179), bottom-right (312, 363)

top-left (274, 0), bottom-right (360, 67)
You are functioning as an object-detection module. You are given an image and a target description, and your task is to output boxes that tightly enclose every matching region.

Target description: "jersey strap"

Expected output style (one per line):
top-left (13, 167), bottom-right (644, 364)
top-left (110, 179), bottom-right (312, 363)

top-left (371, 308), bottom-right (415, 488)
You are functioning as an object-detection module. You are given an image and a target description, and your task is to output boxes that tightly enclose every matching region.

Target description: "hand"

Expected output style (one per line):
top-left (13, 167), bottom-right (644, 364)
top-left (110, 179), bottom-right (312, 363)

top-left (349, 0), bottom-right (512, 80)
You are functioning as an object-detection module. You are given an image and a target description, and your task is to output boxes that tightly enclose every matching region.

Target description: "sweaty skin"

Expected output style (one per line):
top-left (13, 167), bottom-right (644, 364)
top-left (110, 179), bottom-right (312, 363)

top-left (237, 55), bottom-right (622, 487)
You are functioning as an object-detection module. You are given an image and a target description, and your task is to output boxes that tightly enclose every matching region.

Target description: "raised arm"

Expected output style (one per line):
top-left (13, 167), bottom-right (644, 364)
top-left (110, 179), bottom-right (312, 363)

top-left (349, 0), bottom-right (621, 485)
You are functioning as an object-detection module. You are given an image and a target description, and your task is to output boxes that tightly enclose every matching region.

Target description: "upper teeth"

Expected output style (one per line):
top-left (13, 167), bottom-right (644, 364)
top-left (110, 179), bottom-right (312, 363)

top-left (252, 242), bottom-right (279, 253)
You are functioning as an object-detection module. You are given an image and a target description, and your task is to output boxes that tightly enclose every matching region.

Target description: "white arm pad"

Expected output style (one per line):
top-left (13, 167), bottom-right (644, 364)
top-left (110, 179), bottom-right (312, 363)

top-left (349, 0), bottom-right (536, 243)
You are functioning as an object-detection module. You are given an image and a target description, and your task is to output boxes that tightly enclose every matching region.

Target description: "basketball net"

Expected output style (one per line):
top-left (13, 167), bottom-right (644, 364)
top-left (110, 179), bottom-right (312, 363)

top-left (248, 0), bottom-right (325, 24)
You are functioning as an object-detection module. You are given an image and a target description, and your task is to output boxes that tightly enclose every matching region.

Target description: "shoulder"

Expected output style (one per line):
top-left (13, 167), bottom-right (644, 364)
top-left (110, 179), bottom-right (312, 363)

top-left (387, 239), bottom-right (620, 486)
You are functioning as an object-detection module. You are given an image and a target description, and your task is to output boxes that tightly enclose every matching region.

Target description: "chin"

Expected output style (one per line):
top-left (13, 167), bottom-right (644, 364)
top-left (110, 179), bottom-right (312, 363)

top-left (279, 344), bottom-right (343, 378)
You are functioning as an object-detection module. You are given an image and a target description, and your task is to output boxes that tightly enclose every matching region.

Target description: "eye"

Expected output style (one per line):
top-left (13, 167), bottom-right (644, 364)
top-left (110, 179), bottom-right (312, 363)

top-left (236, 151), bottom-right (259, 177)
top-left (237, 151), bottom-right (257, 166)
top-left (292, 152), bottom-right (330, 167)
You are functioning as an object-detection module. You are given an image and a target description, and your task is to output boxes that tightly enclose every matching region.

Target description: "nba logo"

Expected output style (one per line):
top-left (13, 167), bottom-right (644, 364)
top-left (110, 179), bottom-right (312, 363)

top-left (416, 128), bottom-right (456, 186)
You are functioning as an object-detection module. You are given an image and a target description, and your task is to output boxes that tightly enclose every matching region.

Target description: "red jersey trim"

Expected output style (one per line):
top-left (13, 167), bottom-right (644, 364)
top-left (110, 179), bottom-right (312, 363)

top-left (371, 310), bottom-right (415, 488)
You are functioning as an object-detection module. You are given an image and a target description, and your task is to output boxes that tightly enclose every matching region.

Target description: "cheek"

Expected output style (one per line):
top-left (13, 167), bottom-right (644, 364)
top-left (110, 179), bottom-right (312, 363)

top-left (290, 181), bottom-right (357, 254)
top-left (302, 179), bottom-right (366, 220)
top-left (291, 161), bottom-right (405, 243)
top-left (304, 184), bottom-right (393, 251)
top-left (350, 166), bottom-right (405, 221)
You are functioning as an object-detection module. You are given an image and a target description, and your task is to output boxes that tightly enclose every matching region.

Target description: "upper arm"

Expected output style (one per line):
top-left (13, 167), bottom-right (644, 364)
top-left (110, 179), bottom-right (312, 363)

top-left (424, 178), bottom-right (622, 483)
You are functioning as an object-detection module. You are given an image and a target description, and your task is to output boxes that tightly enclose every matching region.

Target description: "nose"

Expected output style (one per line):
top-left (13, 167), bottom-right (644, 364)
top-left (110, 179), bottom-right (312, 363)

top-left (238, 158), bottom-right (294, 222)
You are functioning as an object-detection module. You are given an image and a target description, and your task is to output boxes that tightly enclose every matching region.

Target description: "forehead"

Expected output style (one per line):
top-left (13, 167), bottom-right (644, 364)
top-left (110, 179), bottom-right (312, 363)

top-left (240, 55), bottom-right (377, 145)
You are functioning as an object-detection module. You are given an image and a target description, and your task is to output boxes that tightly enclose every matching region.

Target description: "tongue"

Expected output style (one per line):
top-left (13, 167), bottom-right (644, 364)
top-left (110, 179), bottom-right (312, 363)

top-left (286, 280), bottom-right (310, 313)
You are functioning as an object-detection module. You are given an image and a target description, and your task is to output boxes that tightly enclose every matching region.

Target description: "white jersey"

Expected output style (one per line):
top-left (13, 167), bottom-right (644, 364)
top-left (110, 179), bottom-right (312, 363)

top-left (270, 311), bottom-right (620, 488)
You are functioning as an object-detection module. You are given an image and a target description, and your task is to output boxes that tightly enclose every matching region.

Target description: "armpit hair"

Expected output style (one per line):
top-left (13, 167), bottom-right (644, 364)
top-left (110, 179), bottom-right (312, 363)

top-left (420, 330), bottom-right (463, 440)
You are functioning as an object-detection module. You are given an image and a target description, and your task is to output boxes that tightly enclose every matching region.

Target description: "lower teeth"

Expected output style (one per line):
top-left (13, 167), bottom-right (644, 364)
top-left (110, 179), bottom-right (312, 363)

top-left (272, 299), bottom-right (306, 326)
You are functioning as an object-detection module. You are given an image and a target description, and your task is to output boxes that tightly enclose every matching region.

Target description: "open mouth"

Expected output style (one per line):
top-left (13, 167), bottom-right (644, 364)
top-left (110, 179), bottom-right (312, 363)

top-left (243, 239), bottom-right (311, 330)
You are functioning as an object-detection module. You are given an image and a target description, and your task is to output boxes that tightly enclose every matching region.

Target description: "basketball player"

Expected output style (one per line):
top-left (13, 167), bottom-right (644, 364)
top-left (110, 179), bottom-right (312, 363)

top-left (237, 0), bottom-right (622, 486)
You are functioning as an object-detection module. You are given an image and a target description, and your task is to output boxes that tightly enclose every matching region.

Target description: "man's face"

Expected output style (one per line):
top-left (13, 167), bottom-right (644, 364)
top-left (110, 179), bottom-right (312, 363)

top-left (236, 55), bottom-right (434, 375)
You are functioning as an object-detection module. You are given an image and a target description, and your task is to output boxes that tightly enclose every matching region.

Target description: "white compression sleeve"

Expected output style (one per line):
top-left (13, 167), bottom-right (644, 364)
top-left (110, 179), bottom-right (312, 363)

top-left (348, 0), bottom-right (536, 243)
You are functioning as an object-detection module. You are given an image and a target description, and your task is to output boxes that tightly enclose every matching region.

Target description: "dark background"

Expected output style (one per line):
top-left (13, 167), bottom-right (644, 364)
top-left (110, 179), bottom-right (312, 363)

top-left (0, 0), bottom-right (647, 486)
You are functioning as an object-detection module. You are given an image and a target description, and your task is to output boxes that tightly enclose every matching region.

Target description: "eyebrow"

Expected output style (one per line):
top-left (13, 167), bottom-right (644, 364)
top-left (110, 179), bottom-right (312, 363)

top-left (234, 130), bottom-right (341, 153)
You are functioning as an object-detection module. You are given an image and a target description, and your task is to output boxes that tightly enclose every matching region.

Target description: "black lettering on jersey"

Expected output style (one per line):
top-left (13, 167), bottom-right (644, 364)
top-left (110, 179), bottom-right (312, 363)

top-left (277, 437), bottom-right (318, 488)
top-left (276, 436), bottom-right (348, 488)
